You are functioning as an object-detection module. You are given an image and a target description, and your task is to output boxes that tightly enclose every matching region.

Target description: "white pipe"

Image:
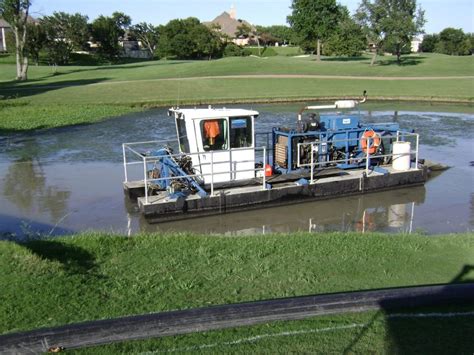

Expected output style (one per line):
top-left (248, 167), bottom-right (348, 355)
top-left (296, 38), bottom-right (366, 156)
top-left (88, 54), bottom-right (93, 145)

top-left (1, 28), bottom-right (6, 52)
top-left (210, 151), bottom-right (214, 196)
top-left (262, 147), bottom-right (267, 190)
top-left (122, 144), bottom-right (128, 183)
top-left (143, 156), bottom-right (148, 204)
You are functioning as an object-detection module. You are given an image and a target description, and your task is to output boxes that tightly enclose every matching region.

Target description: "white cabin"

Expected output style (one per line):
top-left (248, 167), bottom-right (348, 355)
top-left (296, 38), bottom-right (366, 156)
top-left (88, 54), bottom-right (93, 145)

top-left (168, 107), bottom-right (259, 184)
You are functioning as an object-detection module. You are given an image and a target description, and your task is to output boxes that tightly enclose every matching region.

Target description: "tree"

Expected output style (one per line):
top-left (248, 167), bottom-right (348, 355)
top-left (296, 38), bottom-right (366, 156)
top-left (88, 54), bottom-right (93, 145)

top-left (323, 9), bottom-right (366, 57)
top-left (25, 21), bottom-right (46, 64)
top-left (288, 0), bottom-right (342, 61)
top-left (355, 0), bottom-right (425, 65)
top-left (436, 28), bottom-right (471, 55)
top-left (41, 12), bottom-right (89, 65)
top-left (0, 0), bottom-right (31, 80)
top-left (157, 18), bottom-right (223, 60)
top-left (91, 12), bottom-right (131, 60)
top-left (257, 25), bottom-right (296, 45)
top-left (420, 34), bottom-right (439, 53)
top-left (130, 22), bottom-right (159, 58)
top-left (235, 23), bottom-right (261, 55)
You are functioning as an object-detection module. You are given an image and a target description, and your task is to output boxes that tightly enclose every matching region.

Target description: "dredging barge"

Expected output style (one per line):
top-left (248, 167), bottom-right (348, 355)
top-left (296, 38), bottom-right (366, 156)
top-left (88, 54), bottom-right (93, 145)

top-left (122, 94), bottom-right (427, 222)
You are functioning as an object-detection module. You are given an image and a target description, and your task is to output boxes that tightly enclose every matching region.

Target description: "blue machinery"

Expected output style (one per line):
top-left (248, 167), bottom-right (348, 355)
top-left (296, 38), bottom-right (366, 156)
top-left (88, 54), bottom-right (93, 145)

top-left (272, 113), bottom-right (401, 174)
top-left (147, 148), bottom-right (208, 198)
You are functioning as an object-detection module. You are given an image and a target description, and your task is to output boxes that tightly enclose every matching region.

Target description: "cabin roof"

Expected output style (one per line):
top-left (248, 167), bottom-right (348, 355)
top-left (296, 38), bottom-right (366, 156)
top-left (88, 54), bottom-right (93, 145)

top-left (170, 107), bottom-right (259, 120)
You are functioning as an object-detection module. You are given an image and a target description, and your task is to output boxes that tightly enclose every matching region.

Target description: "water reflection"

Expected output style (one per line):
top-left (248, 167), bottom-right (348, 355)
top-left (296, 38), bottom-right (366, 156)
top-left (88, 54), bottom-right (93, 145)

top-left (3, 159), bottom-right (70, 222)
top-left (141, 187), bottom-right (425, 236)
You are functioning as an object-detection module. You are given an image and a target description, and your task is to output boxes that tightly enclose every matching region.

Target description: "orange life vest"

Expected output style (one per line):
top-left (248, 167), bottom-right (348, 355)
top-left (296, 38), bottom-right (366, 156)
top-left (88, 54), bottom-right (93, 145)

top-left (204, 120), bottom-right (220, 139)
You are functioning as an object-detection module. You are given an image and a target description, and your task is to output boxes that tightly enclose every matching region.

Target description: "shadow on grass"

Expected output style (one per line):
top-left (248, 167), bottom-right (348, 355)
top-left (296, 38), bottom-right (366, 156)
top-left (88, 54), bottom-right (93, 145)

top-left (344, 265), bottom-right (474, 354)
top-left (378, 56), bottom-right (428, 66)
top-left (321, 56), bottom-right (369, 62)
top-left (0, 77), bottom-right (109, 99)
top-left (24, 239), bottom-right (98, 276)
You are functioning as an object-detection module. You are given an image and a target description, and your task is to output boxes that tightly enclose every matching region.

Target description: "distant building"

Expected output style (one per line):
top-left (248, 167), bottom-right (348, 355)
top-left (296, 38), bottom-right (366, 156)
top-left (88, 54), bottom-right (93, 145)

top-left (205, 5), bottom-right (256, 46)
top-left (411, 36), bottom-right (423, 53)
top-left (0, 18), bottom-right (12, 52)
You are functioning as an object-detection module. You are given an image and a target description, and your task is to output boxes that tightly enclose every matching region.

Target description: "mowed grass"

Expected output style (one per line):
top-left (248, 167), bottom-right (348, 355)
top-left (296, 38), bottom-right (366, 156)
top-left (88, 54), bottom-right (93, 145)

top-left (72, 306), bottom-right (474, 354)
top-left (0, 232), bottom-right (472, 335)
top-left (0, 53), bottom-right (472, 132)
top-left (1, 53), bottom-right (473, 83)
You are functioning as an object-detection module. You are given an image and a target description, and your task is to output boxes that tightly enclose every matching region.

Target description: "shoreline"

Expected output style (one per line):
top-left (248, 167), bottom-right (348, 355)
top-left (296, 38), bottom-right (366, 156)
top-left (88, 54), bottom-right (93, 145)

top-left (137, 95), bottom-right (474, 108)
top-left (1, 96), bottom-right (472, 134)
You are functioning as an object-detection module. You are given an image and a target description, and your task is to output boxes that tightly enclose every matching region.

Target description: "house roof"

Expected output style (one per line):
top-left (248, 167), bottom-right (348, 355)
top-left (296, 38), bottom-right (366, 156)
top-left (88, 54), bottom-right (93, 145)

top-left (0, 18), bottom-right (12, 28)
top-left (205, 11), bottom-right (255, 38)
top-left (0, 16), bottom-right (37, 28)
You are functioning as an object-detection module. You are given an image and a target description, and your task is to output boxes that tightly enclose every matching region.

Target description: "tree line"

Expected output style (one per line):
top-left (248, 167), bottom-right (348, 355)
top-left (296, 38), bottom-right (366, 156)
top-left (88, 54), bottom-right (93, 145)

top-left (420, 28), bottom-right (473, 56)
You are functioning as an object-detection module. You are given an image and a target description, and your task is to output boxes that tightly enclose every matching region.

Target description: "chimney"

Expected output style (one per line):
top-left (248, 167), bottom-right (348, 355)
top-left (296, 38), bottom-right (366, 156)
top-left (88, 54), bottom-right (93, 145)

top-left (229, 4), bottom-right (236, 19)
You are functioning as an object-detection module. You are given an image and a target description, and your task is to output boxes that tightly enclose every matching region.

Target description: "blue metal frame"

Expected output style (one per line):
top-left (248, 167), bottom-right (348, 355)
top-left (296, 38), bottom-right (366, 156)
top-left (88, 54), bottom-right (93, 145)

top-left (272, 114), bottom-right (401, 174)
top-left (148, 149), bottom-right (208, 197)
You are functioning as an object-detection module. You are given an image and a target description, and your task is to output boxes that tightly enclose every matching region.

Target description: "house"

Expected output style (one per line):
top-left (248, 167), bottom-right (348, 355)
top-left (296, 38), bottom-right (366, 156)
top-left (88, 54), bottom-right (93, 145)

top-left (411, 36), bottom-right (423, 53)
top-left (0, 18), bottom-right (11, 52)
top-left (205, 5), bottom-right (256, 45)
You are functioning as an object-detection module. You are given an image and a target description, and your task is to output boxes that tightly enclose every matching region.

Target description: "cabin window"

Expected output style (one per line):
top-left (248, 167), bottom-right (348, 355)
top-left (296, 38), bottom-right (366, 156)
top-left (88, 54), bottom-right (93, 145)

top-left (230, 117), bottom-right (253, 148)
top-left (201, 119), bottom-right (228, 151)
top-left (176, 118), bottom-right (190, 153)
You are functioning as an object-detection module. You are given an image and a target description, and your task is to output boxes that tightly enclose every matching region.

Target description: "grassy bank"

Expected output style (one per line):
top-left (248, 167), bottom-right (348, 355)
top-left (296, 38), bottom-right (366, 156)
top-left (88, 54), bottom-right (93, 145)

top-left (0, 53), bottom-right (472, 133)
top-left (0, 232), bottom-right (472, 335)
top-left (72, 305), bottom-right (474, 354)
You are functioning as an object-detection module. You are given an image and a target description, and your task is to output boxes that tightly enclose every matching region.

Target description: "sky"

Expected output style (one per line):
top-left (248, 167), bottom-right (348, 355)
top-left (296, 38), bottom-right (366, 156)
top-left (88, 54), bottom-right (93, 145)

top-left (29, 0), bottom-right (474, 34)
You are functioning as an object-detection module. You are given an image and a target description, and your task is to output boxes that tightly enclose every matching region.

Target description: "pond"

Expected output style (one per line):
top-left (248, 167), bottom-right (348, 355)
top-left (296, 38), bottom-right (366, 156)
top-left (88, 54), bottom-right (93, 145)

top-left (0, 102), bottom-right (473, 237)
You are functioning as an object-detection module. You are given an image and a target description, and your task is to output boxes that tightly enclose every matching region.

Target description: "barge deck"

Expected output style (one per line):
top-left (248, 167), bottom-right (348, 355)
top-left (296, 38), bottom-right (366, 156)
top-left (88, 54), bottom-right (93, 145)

top-left (124, 166), bottom-right (426, 223)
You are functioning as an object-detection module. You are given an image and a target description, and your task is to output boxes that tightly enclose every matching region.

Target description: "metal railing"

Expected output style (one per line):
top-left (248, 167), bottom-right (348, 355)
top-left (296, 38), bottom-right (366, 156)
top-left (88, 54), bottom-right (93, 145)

top-left (296, 131), bottom-right (419, 184)
top-left (123, 140), bottom-right (268, 204)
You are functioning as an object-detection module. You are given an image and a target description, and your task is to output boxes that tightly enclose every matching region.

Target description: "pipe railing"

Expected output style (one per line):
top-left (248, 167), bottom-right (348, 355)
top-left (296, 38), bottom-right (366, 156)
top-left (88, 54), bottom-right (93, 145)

top-left (296, 132), bottom-right (419, 182)
top-left (123, 142), bottom-right (268, 204)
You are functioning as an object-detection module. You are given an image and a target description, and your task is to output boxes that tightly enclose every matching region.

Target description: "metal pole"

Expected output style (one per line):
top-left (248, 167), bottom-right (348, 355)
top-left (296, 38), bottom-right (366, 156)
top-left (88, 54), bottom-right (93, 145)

top-left (415, 134), bottom-right (419, 170)
top-left (211, 151), bottom-right (214, 196)
top-left (122, 144), bottom-right (128, 183)
top-left (409, 201), bottom-right (415, 234)
top-left (365, 138), bottom-right (370, 175)
top-left (310, 144), bottom-right (314, 184)
top-left (143, 156), bottom-right (148, 204)
top-left (262, 147), bottom-right (267, 190)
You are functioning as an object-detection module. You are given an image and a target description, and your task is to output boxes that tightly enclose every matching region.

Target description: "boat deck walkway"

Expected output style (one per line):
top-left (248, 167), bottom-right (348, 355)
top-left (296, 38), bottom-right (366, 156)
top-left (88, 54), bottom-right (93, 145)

top-left (124, 166), bottom-right (426, 223)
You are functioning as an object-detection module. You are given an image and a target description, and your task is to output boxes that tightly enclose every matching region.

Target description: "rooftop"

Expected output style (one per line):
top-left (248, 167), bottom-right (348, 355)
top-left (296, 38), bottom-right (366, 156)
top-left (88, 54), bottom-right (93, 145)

top-left (0, 18), bottom-right (11, 28)
top-left (204, 8), bottom-right (255, 38)
top-left (169, 107), bottom-right (259, 120)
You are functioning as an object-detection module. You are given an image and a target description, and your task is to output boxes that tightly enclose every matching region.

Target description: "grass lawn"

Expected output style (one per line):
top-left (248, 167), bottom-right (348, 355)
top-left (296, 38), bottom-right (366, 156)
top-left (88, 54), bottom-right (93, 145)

top-left (0, 232), bottom-right (472, 336)
top-left (71, 305), bottom-right (474, 354)
top-left (0, 53), bottom-right (472, 132)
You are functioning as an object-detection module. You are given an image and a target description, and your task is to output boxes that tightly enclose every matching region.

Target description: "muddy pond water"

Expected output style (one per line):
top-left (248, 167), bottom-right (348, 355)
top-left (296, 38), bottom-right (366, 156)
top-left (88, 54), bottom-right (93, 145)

top-left (0, 102), bottom-right (473, 237)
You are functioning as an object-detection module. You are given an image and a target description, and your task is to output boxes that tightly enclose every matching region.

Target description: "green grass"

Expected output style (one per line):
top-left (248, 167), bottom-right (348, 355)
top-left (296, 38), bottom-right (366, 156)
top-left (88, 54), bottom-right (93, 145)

top-left (0, 232), bottom-right (472, 336)
top-left (0, 53), bottom-right (472, 86)
top-left (0, 53), bottom-right (472, 132)
top-left (71, 305), bottom-right (474, 354)
top-left (272, 45), bottom-right (305, 56)
top-left (0, 100), bottom-right (143, 132)
top-left (1, 53), bottom-right (473, 83)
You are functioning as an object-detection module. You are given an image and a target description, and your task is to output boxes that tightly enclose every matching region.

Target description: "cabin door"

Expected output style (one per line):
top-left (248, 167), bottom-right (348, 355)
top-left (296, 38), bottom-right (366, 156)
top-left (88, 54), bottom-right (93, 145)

top-left (196, 119), bottom-right (231, 184)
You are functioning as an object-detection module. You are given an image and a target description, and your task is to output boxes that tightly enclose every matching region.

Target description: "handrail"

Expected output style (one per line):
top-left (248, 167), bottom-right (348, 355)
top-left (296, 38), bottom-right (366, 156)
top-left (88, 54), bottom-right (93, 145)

top-left (296, 131), bottom-right (419, 181)
top-left (123, 144), bottom-right (268, 204)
